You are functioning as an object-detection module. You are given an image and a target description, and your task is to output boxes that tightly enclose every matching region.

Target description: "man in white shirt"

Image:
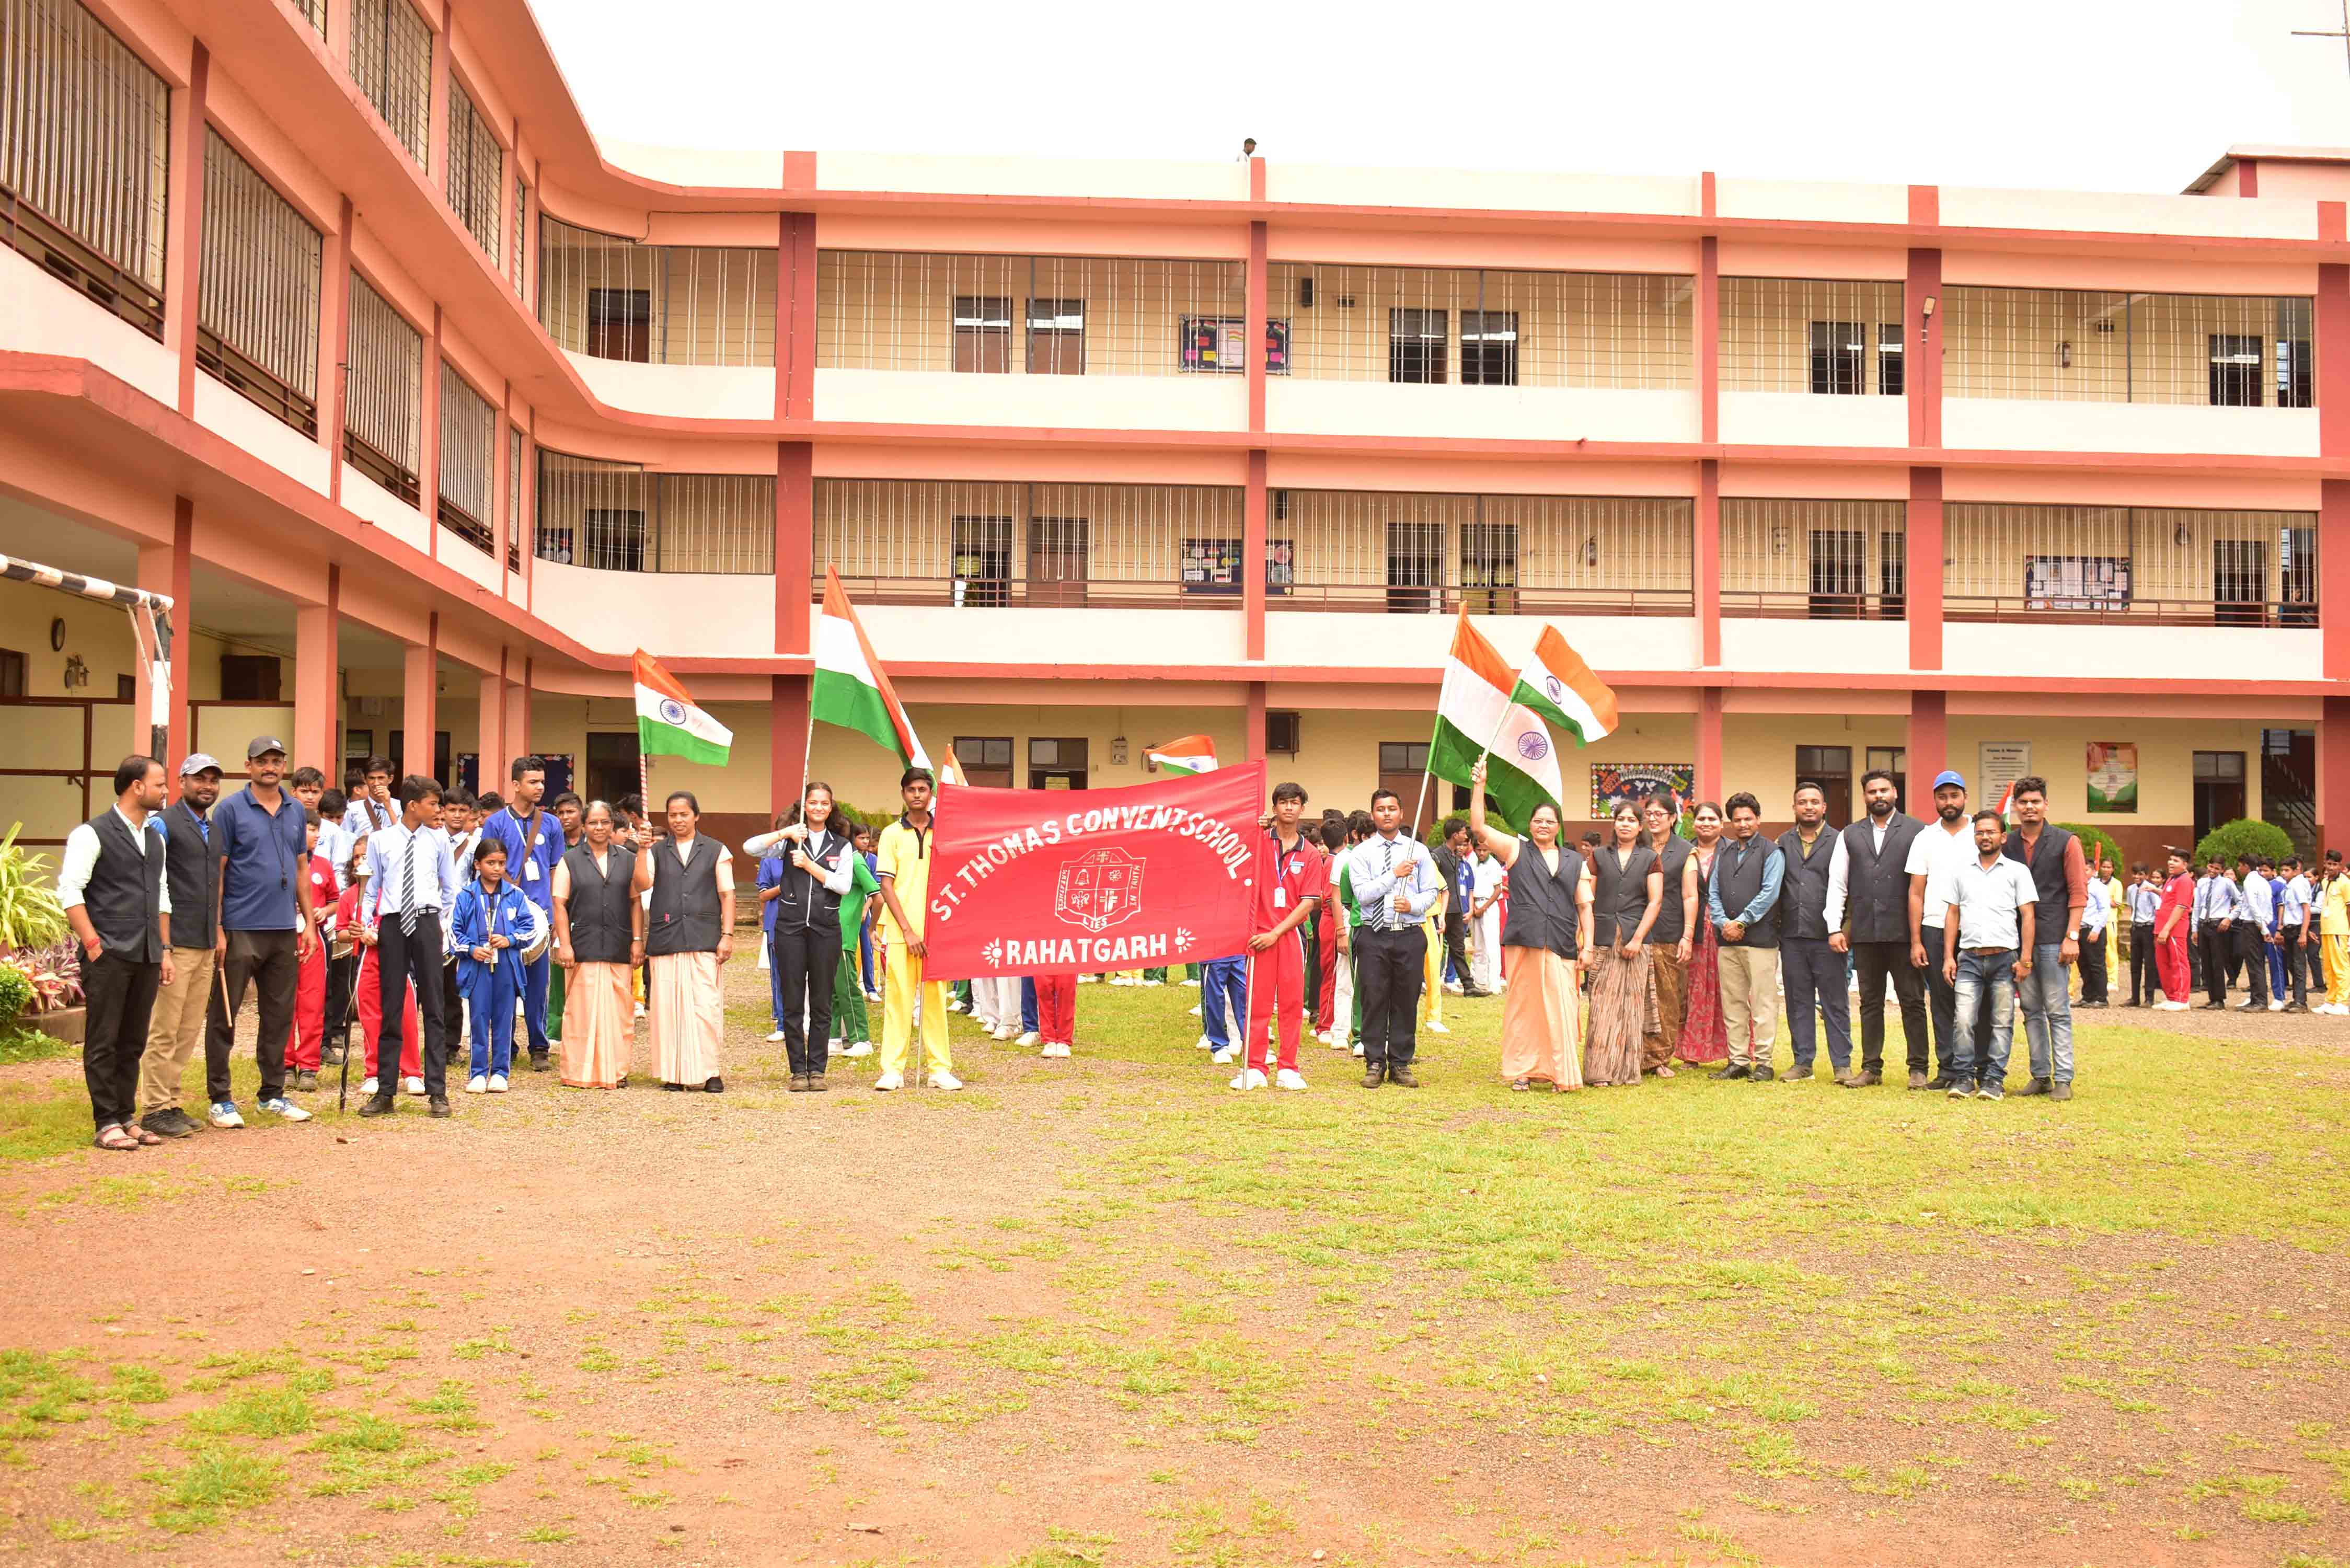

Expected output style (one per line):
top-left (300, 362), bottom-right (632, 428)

top-left (2124, 864), bottom-right (2163, 1007)
top-left (1469, 845), bottom-right (1506, 995)
top-left (1343, 789), bottom-right (1443, 1089)
top-left (2231, 854), bottom-right (2274, 1011)
top-left (2276, 856), bottom-right (2313, 1013)
top-left (360, 776), bottom-right (461, 1117)
top-left (1941, 810), bottom-right (2040, 1102)
top-left (1904, 769), bottom-right (1978, 1089)
top-left (59, 755), bottom-right (173, 1151)
top-left (2076, 875), bottom-right (2111, 1007)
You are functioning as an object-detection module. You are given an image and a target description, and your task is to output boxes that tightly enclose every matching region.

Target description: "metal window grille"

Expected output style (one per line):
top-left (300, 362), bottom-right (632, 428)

top-left (815, 480), bottom-right (1247, 607)
top-left (444, 78), bottom-right (501, 259)
top-left (538, 214), bottom-right (774, 365)
top-left (535, 450), bottom-right (774, 573)
top-left (348, 0), bottom-right (430, 166)
top-left (1945, 503), bottom-right (2319, 626)
top-left (436, 362), bottom-right (494, 551)
top-left (1278, 491), bottom-right (1692, 614)
top-left (0, 0), bottom-right (169, 335)
top-left (1718, 279), bottom-right (1905, 395)
top-left (817, 251), bottom-right (1250, 376)
top-left (296, 0), bottom-right (325, 32)
top-left (1944, 289), bottom-right (2315, 407)
top-left (505, 426), bottom-right (523, 573)
top-left (344, 273), bottom-right (422, 503)
top-left (1719, 500), bottom-right (1907, 618)
top-left (1265, 264), bottom-right (1691, 387)
top-left (198, 129), bottom-right (320, 436)
top-left (510, 181), bottom-right (525, 297)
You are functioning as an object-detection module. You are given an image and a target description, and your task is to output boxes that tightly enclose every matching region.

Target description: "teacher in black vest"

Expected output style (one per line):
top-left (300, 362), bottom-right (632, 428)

top-left (60, 755), bottom-right (172, 1152)
top-left (1825, 767), bottom-right (1927, 1088)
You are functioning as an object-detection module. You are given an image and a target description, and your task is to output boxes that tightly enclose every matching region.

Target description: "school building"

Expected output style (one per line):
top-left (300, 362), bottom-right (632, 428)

top-left (0, 0), bottom-right (2336, 862)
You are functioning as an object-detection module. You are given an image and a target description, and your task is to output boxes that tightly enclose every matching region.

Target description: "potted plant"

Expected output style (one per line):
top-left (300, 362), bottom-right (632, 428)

top-left (0, 825), bottom-right (79, 1044)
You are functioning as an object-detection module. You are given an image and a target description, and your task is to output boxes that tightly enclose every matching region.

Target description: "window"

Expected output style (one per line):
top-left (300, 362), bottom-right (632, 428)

top-left (1178, 315), bottom-right (1291, 374)
top-left (1379, 742), bottom-right (1430, 774)
top-left (0, 649), bottom-right (23, 698)
top-left (1809, 320), bottom-right (1864, 395)
top-left (581, 509), bottom-right (646, 573)
top-left (199, 131), bottom-right (322, 436)
top-left (953, 296), bottom-right (1012, 374)
top-left (1028, 737), bottom-right (1088, 790)
top-left (1879, 530), bottom-right (1906, 620)
top-left (2209, 333), bottom-right (2263, 407)
top-left (221, 654), bottom-right (283, 702)
top-left (1028, 516), bottom-right (1088, 607)
top-left (1265, 711), bottom-right (1301, 753)
top-left (1389, 307), bottom-right (1447, 384)
top-left (586, 288), bottom-right (650, 363)
top-left (2213, 537), bottom-right (2267, 628)
top-left (1808, 529), bottom-right (1865, 619)
top-left (953, 736), bottom-right (1015, 789)
top-left (511, 181), bottom-right (527, 297)
top-left (437, 362), bottom-right (495, 552)
top-left (952, 516), bottom-right (1012, 606)
top-left (1181, 537), bottom-right (1293, 595)
top-left (1459, 523), bottom-right (1518, 615)
top-left (1795, 745), bottom-right (1852, 825)
top-left (349, 0), bottom-right (432, 165)
top-left (344, 274), bottom-right (422, 504)
top-left (445, 79), bottom-right (502, 259)
top-left (506, 428), bottom-right (525, 574)
top-left (2193, 749), bottom-right (2247, 841)
top-left (1386, 520), bottom-right (1444, 614)
top-left (1877, 324), bottom-right (1904, 397)
top-left (2276, 335), bottom-right (2313, 409)
top-left (1026, 297), bottom-right (1085, 375)
top-left (1459, 310), bottom-right (1519, 386)
top-left (2282, 525), bottom-right (2318, 627)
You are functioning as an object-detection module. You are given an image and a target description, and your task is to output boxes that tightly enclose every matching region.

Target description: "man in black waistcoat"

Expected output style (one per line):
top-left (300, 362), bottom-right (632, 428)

top-left (60, 756), bottom-right (172, 1152)
top-left (1775, 782), bottom-right (1850, 1083)
top-left (1826, 767), bottom-right (1928, 1088)
top-left (136, 754), bottom-right (225, 1138)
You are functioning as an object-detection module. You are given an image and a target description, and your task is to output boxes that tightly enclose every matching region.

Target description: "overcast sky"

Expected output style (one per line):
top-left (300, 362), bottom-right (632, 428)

top-left (532, 0), bottom-right (2350, 194)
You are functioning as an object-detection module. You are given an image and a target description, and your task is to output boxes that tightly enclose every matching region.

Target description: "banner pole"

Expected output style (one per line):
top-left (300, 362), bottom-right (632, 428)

top-left (1236, 949), bottom-right (1257, 1090)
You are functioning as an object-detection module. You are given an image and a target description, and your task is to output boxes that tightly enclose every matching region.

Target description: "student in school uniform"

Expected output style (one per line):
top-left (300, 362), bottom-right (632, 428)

top-left (287, 810), bottom-right (338, 1090)
top-left (451, 838), bottom-right (546, 1094)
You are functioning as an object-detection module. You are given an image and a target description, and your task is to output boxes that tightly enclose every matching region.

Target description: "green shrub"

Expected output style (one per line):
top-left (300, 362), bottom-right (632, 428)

top-left (0, 825), bottom-right (68, 951)
top-left (2059, 822), bottom-right (2124, 873)
top-left (2193, 818), bottom-right (2296, 870)
top-left (0, 963), bottom-right (29, 1025)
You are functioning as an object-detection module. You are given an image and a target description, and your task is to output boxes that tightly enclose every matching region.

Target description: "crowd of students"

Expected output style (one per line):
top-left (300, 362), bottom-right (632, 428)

top-left (60, 736), bottom-right (2340, 1152)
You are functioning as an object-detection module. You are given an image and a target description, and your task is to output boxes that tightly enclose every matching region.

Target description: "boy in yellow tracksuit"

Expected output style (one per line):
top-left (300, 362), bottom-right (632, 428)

top-left (875, 768), bottom-right (959, 1091)
top-left (2318, 850), bottom-right (2350, 1013)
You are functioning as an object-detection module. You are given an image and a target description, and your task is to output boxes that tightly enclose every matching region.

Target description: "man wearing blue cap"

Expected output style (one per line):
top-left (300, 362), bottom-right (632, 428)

top-left (1905, 769), bottom-right (1979, 1089)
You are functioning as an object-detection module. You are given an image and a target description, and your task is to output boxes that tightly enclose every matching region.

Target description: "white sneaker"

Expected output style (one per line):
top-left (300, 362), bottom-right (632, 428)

top-left (1332, 1035), bottom-right (1350, 1050)
top-left (1194, 1034), bottom-right (1213, 1051)
top-left (1275, 1068), bottom-right (1308, 1091)
top-left (928, 1070), bottom-right (963, 1091)
top-left (2158, 1000), bottom-right (2190, 1012)
top-left (872, 1070), bottom-right (904, 1092)
top-left (258, 1097), bottom-right (311, 1122)
top-left (1184, 978), bottom-right (1201, 987)
top-left (465, 1075), bottom-right (488, 1094)
top-left (2268, 1000), bottom-right (2286, 1012)
top-left (1228, 1068), bottom-right (1268, 1091)
top-left (2328, 1004), bottom-right (2346, 1016)
top-left (633, 1002), bottom-right (647, 1019)
top-left (1444, 981), bottom-right (1464, 995)
top-left (359, 1077), bottom-right (380, 1097)
top-left (2232, 999), bottom-right (2256, 1010)
top-left (1015, 1031), bottom-right (1040, 1046)
top-left (1041, 1043), bottom-right (1070, 1058)
top-left (947, 998), bottom-right (966, 1012)
top-left (1142, 979), bottom-right (1164, 987)
top-left (1186, 1004), bottom-right (1202, 1017)
top-left (766, 1029), bottom-right (787, 1043)
top-left (993, 1025), bottom-right (1016, 1041)
top-left (1210, 1047), bottom-right (1236, 1065)
top-left (1316, 1029), bottom-right (1332, 1045)
top-left (1352, 1042), bottom-right (1365, 1057)
top-left (1075, 974), bottom-right (1097, 984)
top-left (488, 1074), bottom-right (509, 1093)
top-left (402, 1076), bottom-right (426, 1096)
top-left (1425, 1021), bottom-right (1451, 1035)
top-left (845, 1041), bottom-right (874, 1057)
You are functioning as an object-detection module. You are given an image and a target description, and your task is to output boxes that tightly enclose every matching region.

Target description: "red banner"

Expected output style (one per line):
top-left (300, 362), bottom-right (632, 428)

top-left (923, 763), bottom-right (1269, 980)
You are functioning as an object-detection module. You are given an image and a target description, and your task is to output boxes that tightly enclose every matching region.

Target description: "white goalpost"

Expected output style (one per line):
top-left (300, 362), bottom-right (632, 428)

top-left (0, 554), bottom-right (175, 761)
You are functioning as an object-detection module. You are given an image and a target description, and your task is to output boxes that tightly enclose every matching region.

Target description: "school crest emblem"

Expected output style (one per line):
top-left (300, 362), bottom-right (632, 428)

top-left (1055, 847), bottom-right (1146, 934)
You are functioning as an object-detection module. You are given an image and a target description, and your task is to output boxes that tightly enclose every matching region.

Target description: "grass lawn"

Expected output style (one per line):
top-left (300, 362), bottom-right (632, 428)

top-left (0, 966), bottom-right (2344, 1566)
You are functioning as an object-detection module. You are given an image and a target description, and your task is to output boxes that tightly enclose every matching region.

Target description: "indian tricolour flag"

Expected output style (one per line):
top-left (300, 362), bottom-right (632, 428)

top-left (634, 651), bottom-right (732, 765)
top-left (1146, 735), bottom-right (1218, 775)
top-left (1426, 613), bottom-right (1564, 829)
top-left (1511, 626), bottom-right (1618, 746)
top-left (814, 568), bottom-right (931, 769)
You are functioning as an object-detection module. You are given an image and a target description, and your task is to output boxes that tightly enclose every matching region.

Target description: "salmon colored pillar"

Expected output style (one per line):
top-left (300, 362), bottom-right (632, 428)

top-left (164, 42), bottom-right (209, 416)
top-left (504, 664), bottom-right (530, 762)
top-left (1696, 687), bottom-right (1724, 803)
top-left (294, 578), bottom-right (339, 777)
top-left (2325, 698), bottom-right (2350, 857)
top-left (773, 675), bottom-right (809, 818)
top-left (1907, 689), bottom-right (1947, 809)
top-left (320, 196), bottom-right (352, 499)
top-left (1696, 458), bottom-right (1720, 667)
top-left (1907, 465), bottom-right (1943, 671)
top-left (476, 667), bottom-right (506, 792)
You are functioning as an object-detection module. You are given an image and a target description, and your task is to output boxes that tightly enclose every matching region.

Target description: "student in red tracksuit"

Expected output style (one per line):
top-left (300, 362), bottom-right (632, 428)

top-left (1236, 781), bottom-right (1327, 1093)
top-left (1314, 816), bottom-right (1346, 1040)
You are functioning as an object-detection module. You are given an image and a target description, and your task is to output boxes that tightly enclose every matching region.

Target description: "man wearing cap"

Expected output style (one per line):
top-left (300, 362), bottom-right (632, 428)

top-left (134, 754), bottom-right (226, 1138)
top-left (201, 737), bottom-right (317, 1127)
top-left (1905, 769), bottom-right (1979, 1089)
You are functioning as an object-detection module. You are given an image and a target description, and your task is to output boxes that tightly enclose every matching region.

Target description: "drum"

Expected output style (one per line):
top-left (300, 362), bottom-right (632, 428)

top-left (518, 920), bottom-right (552, 965)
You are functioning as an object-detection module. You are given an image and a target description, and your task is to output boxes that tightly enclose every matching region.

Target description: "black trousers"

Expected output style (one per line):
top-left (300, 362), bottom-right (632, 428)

top-left (2232, 922), bottom-right (2270, 1006)
top-left (1354, 924), bottom-right (1426, 1067)
top-left (2077, 927), bottom-right (2109, 1003)
top-left (1851, 938), bottom-right (1928, 1076)
top-left (376, 912), bottom-right (451, 1097)
top-left (770, 920), bottom-right (840, 1078)
top-left (1919, 923), bottom-right (1963, 1078)
top-left (2200, 921), bottom-right (2231, 1004)
top-left (1441, 913), bottom-right (1477, 994)
top-left (2278, 923), bottom-right (2309, 1007)
top-left (83, 950), bottom-right (161, 1129)
top-left (2129, 923), bottom-right (2159, 1003)
top-left (206, 928), bottom-right (299, 1102)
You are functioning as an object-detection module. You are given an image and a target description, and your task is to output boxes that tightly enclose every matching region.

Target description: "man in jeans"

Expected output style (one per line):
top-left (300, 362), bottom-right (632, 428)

top-left (204, 737), bottom-right (318, 1127)
top-left (2002, 777), bottom-right (2086, 1101)
top-left (1942, 810), bottom-right (2038, 1101)
top-left (136, 754), bottom-right (224, 1138)
top-left (1904, 770), bottom-right (1977, 1089)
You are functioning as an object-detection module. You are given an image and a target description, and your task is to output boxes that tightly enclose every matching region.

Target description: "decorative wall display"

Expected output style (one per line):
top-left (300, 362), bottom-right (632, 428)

top-left (2084, 742), bottom-right (2138, 813)
top-left (1590, 763), bottom-right (1694, 818)
top-left (1978, 742), bottom-right (2032, 808)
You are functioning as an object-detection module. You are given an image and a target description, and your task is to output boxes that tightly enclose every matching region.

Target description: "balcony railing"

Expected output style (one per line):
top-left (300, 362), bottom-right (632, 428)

top-left (536, 451), bottom-right (773, 572)
top-left (1946, 503), bottom-right (2318, 626)
top-left (446, 79), bottom-right (502, 261)
top-left (344, 274), bottom-right (421, 504)
top-left (199, 130), bottom-right (320, 435)
top-left (539, 216), bottom-right (775, 366)
top-left (813, 482), bottom-right (1694, 612)
top-left (1946, 288), bottom-right (2313, 406)
top-left (1266, 265), bottom-right (1691, 388)
top-left (1720, 279), bottom-right (1906, 396)
top-left (0, 0), bottom-right (169, 338)
top-left (350, 0), bottom-right (431, 166)
top-left (1721, 499), bottom-right (1907, 619)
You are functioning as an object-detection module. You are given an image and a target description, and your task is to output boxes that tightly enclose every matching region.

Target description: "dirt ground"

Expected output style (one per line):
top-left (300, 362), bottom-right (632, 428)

top-left (2, 963), bottom-right (2346, 1568)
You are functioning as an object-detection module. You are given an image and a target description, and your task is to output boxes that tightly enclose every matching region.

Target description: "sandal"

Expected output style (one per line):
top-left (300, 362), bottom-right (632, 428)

top-left (94, 1124), bottom-right (139, 1152)
top-left (128, 1124), bottom-right (165, 1146)
top-left (1511, 1078), bottom-right (1530, 1092)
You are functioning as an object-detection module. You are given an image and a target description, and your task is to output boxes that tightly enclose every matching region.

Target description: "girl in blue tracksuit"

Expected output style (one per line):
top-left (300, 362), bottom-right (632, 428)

top-left (452, 838), bottom-right (546, 1092)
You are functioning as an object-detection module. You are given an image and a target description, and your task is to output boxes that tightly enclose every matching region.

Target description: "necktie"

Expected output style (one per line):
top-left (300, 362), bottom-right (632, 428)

top-left (400, 830), bottom-right (424, 937)
top-left (1381, 840), bottom-right (1395, 929)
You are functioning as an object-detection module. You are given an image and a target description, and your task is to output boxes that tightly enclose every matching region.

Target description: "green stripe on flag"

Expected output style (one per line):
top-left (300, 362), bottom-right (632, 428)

top-left (1511, 678), bottom-right (1595, 744)
top-left (1427, 714), bottom-right (1559, 829)
top-left (812, 670), bottom-right (906, 760)
top-left (639, 718), bottom-right (730, 766)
